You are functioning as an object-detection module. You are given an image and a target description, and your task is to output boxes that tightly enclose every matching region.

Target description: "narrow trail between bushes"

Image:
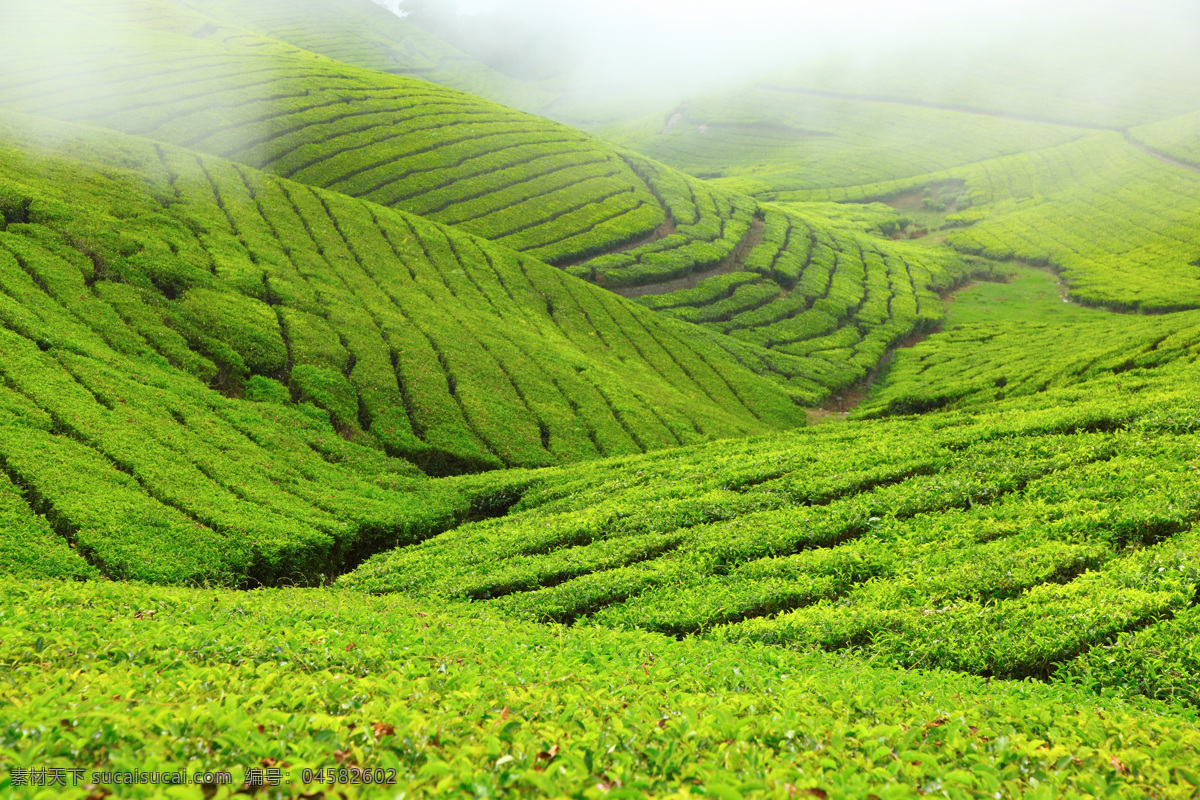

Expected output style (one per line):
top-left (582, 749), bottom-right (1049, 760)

top-left (1123, 132), bottom-right (1200, 176)
top-left (614, 215), bottom-right (765, 299)
top-left (755, 84), bottom-right (1114, 131)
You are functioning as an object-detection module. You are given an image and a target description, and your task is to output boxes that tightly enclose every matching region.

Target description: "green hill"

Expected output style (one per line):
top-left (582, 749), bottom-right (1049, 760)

top-left (0, 107), bottom-right (814, 585)
top-left (6, 0), bottom-right (1200, 795)
top-left (0, 0), bottom-right (977, 406)
top-left (0, 0), bottom-right (662, 266)
top-left (340, 359), bottom-right (1200, 686)
top-left (603, 88), bottom-right (1090, 197)
top-left (813, 133), bottom-right (1200, 313)
top-left (601, 22), bottom-right (1200, 316)
top-left (174, 0), bottom-right (558, 114)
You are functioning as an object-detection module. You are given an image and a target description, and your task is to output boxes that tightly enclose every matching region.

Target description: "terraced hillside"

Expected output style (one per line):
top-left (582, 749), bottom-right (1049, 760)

top-left (584, 180), bottom-right (966, 402)
top-left (1131, 110), bottom-right (1200, 170)
top-left (8, 2), bottom-right (1200, 795)
top-left (601, 26), bottom-right (1200, 316)
top-left (343, 354), bottom-right (1200, 694)
top-left (0, 0), bottom-right (979, 407)
top-left (0, 108), bottom-right (818, 584)
top-left (793, 133), bottom-right (1200, 312)
top-left (0, 0), bottom-right (664, 266)
top-left (859, 307), bottom-right (1200, 417)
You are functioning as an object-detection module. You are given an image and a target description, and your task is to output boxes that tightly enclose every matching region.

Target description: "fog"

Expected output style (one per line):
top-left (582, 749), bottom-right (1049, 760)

top-left (383, 0), bottom-right (1200, 124)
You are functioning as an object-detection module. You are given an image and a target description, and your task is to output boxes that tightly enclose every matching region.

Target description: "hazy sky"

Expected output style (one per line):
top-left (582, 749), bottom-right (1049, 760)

top-left (389, 0), bottom-right (1200, 108)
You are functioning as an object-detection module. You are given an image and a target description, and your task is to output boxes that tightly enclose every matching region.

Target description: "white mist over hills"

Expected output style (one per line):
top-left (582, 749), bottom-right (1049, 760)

top-left (379, 0), bottom-right (1200, 125)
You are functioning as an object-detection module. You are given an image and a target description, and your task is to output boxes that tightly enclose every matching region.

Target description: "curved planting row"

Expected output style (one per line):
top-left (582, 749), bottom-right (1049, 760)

top-left (344, 362), bottom-right (1200, 694)
top-left (0, 110), bottom-right (807, 582)
top-left (784, 133), bottom-right (1200, 313)
top-left (622, 205), bottom-right (962, 403)
top-left (856, 308), bottom-right (1200, 417)
top-left (0, 0), bottom-right (661, 265)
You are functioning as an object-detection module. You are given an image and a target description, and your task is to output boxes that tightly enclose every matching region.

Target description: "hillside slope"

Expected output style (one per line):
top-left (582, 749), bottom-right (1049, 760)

top-left (0, 107), bottom-right (816, 585)
top-left (0, 0), bottom-right (662, 266)
top-left (785, 134), bottom-right (1200, 313)
top-left (343, 353), bottom-right (1200, 698)
top-left (0, 0), bottom-right (973, 404)
top-left (603, 87), bottom-right (1089, 197)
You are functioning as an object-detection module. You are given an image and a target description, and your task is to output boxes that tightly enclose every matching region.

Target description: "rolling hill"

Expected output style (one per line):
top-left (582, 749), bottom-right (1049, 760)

top-left (0, 0), bottom-right (979, 407)
top-left (0, 107), bottom-right (815, 586)
top-left (5, 0), bottom-right (1200, 796)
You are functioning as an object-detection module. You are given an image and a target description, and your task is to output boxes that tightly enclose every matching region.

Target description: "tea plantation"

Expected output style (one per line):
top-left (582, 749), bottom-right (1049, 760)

top-left (4, 0), bottom-right (1200, 796)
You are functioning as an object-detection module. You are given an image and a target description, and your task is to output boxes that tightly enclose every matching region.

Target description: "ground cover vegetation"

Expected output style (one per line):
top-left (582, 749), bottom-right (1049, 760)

top-left (0, 0), bottom-right (986, 407)
top-left (0, 107), bottom-right (813, 587)
top-left (5, 0), bottom-right (1200, 795)
top-left (342, 362), bottom-right (1200, 697)
top-left (174, 0), bottom-right (558, 114)
top-left (5, 580), bottom-right (1200, 799)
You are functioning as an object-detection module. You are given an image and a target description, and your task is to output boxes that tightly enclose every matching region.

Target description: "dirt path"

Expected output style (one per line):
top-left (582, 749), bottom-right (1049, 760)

top-left (1123, 132), bottom-right (1200, 176)
top-left (613, 216), bottom-right (765, 300)
top-left (756, 84), bottom-right (1112, 131)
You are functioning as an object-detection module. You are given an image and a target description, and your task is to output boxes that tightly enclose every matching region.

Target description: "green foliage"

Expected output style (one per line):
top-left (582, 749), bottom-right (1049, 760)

top-left (5, 5), bottom-right (1200, 795)
top-left (5, 580), bottom-right (1200, 798)
top-left (0, 0), bottom-right (661, 266)
top-left (858, 307), bottom-right (1200, 418)
top-left (289, 364), bottom-right (361, 432)
top-left (789, 133), bottom-right (1200, 313)
top-left (179, 288), bottom-right (288, 378)
top-left (342, 367), bottom-right (1200, 703)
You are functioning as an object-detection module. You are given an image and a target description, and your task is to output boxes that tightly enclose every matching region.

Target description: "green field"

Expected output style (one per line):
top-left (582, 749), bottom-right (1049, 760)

top-left (5, 0), bottom-right (1200, 796)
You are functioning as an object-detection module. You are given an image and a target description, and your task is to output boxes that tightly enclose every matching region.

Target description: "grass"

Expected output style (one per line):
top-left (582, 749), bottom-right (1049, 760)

top-left (941, 263), bottom-right (1110, 328)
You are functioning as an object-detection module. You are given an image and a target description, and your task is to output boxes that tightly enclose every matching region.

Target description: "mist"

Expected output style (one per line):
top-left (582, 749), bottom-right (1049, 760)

top-left (383, 0), bottom-right (1200, 125)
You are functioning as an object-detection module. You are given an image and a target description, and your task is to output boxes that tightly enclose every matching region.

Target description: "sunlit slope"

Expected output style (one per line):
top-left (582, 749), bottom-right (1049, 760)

top-left (343, 358), bottom-right (1200, 699)
top-left (0, 109), bottom-right (811, 582)
top-left (858, 309), bottom-right (1200, 417)
top-left (603, 88), bottom-right (1088, 197)
top-left (787, 133), bottom-right (1200, 312)
top-left (174, 0), bottom-right (556, 114)
top-left (0, 0), bottom-right (665, 266)
top-left (8, 581), bottom-right (1200, 798)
